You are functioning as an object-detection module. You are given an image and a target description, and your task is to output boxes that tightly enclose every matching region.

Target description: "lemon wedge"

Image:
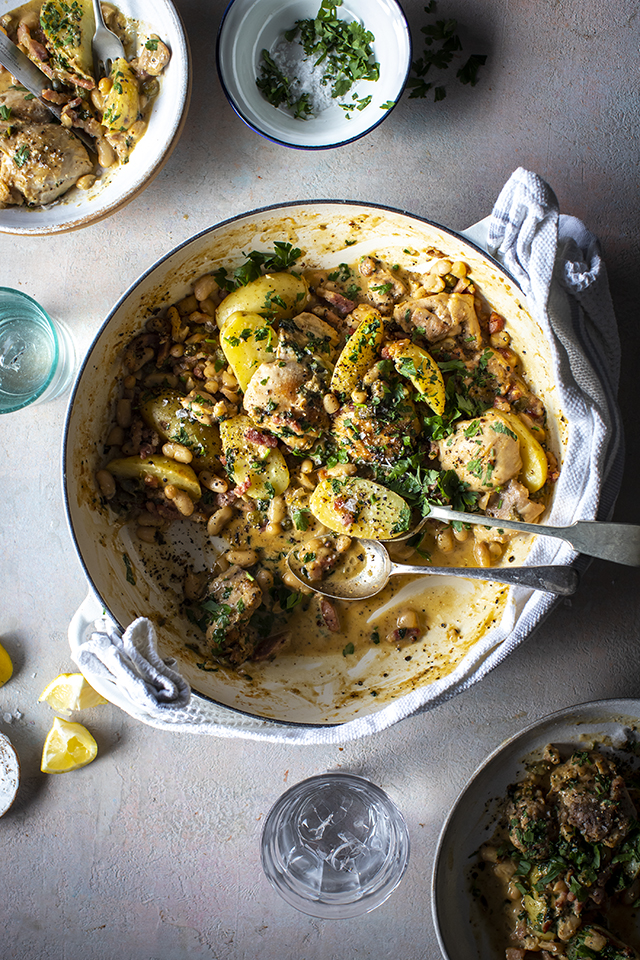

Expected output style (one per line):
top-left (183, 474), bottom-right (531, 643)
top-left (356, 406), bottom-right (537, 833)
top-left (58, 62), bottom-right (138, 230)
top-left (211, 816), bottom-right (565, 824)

top-left (39, 673), bottom-right (108, 714)
top-left (41, 717), bottom-right (98, 774)
top-left (0, 642), bottom-right (13, 687)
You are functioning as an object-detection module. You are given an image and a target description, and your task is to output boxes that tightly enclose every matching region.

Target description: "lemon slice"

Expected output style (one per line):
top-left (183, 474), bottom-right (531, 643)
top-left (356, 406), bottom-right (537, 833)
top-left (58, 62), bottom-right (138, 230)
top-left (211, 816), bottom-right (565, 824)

top-left (39, 673), bottom-right (108, 714)
top-left (41, 717), bottom-right (98, 774)
top-left (0, 642), bottom-right (13, 687)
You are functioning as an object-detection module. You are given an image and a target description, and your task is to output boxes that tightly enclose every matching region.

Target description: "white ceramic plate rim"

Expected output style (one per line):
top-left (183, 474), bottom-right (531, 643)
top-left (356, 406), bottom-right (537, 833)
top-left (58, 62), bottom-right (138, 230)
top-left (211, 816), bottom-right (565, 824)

top-left (216, 0), bottom-right (411, 149)
top-left (431, 697), bottom-right (640, 960)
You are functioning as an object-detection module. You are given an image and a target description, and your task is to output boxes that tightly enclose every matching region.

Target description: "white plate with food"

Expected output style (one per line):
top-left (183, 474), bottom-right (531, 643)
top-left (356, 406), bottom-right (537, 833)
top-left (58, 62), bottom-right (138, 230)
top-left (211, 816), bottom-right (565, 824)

top-left (433, 698), bottom-right (640, 960)
top-left (63, 201), bottom-right (570, 727)
top-left (0, 0), bottom-right (190, 234)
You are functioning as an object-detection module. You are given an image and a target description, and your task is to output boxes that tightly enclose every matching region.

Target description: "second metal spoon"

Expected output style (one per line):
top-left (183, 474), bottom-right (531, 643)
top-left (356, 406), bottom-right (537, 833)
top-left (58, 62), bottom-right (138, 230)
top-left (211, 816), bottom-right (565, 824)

top-left (286, 539), bottom-right (579, 601)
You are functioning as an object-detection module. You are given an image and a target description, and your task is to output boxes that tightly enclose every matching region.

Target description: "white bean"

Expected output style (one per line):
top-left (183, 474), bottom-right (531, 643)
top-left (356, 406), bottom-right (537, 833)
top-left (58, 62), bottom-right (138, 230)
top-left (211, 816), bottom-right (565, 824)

top-left (162, 441), bottom-right (193, 464)
top-left (164, 484), bottom-right (194, 517)
top-left (437, 528), bottom-right (454, 553)
top-left (207, 505), bottom-right (234, 537)
top-left (194, 275), bottom-right (218, 302)
top-left (136, 526), bottom-right (156, 543)
top-left (473, 541), bottom-right (491, 567)
top-left (137, 512), bottom-right (164, 527)
top-left (323, 393), bottom-right (340, 415)
top-left (96, 469), bottom-right (116, 499)
top-left (224, 549), bottom-right (257, 568)
top-left (268, 495), bottom-right (286, 525)
top-left (324, 463), bottom-right (357, 478)
top-left (396, 608), bottom-right (419, 631)
top-left (200, 472), bottom-right (228, 493)
top-left (106, 425), bottom-right (124, 446)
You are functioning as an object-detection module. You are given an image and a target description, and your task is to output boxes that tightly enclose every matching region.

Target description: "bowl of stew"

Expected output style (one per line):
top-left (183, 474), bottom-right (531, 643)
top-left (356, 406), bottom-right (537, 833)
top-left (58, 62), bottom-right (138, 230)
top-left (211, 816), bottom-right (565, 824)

top-left (433, 699), bottom-right (640, 960)
top-left (63, 201), bottom-right (569, 727)
top-left (0, 0), bottom-right (190, 235)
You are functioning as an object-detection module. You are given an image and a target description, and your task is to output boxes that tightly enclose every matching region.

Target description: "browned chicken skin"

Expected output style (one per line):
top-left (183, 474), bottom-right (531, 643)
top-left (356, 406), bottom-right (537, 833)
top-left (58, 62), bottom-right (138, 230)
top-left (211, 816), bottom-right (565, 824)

top-left (437, 415), bottom-right (523, 493)
top-left (0, 120), bottom-right (93, 205)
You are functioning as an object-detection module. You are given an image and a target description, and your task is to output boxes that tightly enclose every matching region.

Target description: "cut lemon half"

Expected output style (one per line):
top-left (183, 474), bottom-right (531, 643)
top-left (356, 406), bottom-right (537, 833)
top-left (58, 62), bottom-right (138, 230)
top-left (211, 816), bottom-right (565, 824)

top-left (39, 673), bottom-right (108, 714)
top-left (41, 717), bottom-right (98, 774)
top-left (0, 642), bottom-right (13, 687)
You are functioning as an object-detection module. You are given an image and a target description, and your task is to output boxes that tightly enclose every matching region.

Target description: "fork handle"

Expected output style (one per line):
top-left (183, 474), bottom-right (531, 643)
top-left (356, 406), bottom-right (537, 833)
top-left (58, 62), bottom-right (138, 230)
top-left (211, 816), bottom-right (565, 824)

top-left (427, 506), bottom-right (640, 567)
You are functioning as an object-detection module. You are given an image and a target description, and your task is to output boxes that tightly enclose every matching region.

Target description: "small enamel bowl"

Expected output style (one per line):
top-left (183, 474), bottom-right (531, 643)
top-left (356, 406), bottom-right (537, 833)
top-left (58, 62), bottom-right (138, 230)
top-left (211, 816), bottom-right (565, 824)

top-left (217, 0), bottom-right (411, 149)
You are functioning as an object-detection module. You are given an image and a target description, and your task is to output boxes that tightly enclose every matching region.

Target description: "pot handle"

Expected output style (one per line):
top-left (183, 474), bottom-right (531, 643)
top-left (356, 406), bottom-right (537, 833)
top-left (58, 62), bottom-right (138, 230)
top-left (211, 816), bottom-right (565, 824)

top-left (459, 215), bottom-right (491, 252)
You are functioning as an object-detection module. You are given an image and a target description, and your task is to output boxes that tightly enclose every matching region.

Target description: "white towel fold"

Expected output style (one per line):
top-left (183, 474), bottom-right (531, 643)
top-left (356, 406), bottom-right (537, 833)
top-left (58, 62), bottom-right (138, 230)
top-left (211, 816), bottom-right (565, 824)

top-left (73, 617), bottom-right (191, 711)
top-left (70, 168), bottom-right (624, 743)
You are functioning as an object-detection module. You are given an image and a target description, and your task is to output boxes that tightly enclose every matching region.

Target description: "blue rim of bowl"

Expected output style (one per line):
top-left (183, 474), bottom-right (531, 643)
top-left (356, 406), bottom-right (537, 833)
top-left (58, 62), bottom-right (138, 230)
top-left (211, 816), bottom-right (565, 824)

top-left (215, 0), bottom-right (412, 150)
top-left (61, 199), bottom-right (515, 728)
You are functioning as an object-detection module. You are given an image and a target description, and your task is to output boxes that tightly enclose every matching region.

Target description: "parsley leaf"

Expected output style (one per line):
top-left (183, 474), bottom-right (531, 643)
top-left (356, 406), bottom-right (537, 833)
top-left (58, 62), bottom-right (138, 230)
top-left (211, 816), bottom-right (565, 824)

top-left (13, 145), bottom-right (31, 168)
top-left (406, 1), bottom-right (488, 102)
top-left (212, 243), bottom-right (302, 291)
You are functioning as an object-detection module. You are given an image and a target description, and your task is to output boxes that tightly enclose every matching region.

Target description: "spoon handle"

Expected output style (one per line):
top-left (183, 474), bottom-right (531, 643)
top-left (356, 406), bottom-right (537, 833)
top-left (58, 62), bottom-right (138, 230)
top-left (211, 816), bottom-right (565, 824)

top-left (426, 505), bottom-right (640, 567)
top-left (389, 562), bottom-right (579, 595)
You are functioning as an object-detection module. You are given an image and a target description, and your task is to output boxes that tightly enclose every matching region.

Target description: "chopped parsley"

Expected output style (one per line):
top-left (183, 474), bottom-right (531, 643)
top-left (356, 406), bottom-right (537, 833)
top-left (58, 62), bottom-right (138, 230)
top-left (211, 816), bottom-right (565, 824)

top-left (13, 145), bottom-right (31, 167)
top-left (256, 0), bottom-right (380, 120)
top-left (213, 243), bottom-right (301, 291)
top-left (406, 1), bottom-right (487, 102)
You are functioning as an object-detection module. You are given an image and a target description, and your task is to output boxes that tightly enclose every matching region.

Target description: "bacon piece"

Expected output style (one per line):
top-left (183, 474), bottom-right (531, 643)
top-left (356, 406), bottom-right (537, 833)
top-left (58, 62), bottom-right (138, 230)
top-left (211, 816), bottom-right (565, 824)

top-left (41, 90), bottom-right (81, 106)
top-left (17, 22), bottom-right (55, 80)
top-left (333, 497), bottom-right (356, 528)
top-left (245, 427), bottom-right (279, 448)
top-left (252, 632), bottom-right (290, 660)
top-left (488, 311), bottom-right (506, 333)
top-left (316, 287), bottom-right (356, 316)
top-left (319, 598), bottom-right (341, 633)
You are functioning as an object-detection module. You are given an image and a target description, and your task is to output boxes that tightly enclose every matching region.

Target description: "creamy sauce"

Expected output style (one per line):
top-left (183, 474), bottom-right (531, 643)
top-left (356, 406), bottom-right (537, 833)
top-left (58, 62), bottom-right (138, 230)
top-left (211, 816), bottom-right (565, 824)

top-left (94, 238), bottom-right (555, 721)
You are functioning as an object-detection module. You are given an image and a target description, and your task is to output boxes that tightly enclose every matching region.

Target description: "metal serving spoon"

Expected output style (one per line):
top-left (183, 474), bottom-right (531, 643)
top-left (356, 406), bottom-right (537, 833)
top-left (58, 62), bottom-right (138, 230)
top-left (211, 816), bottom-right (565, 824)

top-left (286, 539), bottom-right (579, 601)
top-left (91, 0), bottom-right (126, 78)
top-left (391, 504), bottom-right (640, 567)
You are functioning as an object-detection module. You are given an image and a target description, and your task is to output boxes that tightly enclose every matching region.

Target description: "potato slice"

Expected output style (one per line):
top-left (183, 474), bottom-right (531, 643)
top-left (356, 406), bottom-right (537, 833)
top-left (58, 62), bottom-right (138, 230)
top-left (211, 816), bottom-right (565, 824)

top-left (40, 0), bottom-right (95, 88)
top-left (216, 273), bottom-right (309, 330)
top-left (329, 305), bottom-right (385, 400)
top-left (484, 409), bottom-right (548, 492)
top-left (102, 58), bottom-right (140, 132)
top-left (309, 477), bottom-right (411, 540)
top-left (140, 391), bottom-right (221, 468)
top-left (106, 455), bottom-right (201, 500)
top-left (219, 415), bottom-right (289, 500)
top-left (384, 339), bottom-right (446, 415)
top-left (220, 312), bottom-right (279, 392)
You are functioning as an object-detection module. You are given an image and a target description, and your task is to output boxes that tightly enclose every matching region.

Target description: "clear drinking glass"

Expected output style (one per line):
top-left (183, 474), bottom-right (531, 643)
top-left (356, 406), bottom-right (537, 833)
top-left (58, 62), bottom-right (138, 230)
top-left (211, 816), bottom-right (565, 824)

top-left (0, 287), bottom-right (76, 414)
top-left (261, 772), bottom-right (410, 918)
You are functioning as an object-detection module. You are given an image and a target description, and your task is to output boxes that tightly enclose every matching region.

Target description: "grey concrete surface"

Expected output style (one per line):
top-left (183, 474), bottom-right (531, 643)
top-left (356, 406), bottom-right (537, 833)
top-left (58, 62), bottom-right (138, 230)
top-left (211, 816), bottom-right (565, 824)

top-left (1, 1), bottom-right (639, 957)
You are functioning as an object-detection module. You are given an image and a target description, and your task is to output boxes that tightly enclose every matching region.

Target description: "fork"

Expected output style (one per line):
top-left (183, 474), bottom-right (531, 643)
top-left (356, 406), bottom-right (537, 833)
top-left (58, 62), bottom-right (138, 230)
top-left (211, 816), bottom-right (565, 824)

top-left (91, 0), bottom-right (126, 79)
